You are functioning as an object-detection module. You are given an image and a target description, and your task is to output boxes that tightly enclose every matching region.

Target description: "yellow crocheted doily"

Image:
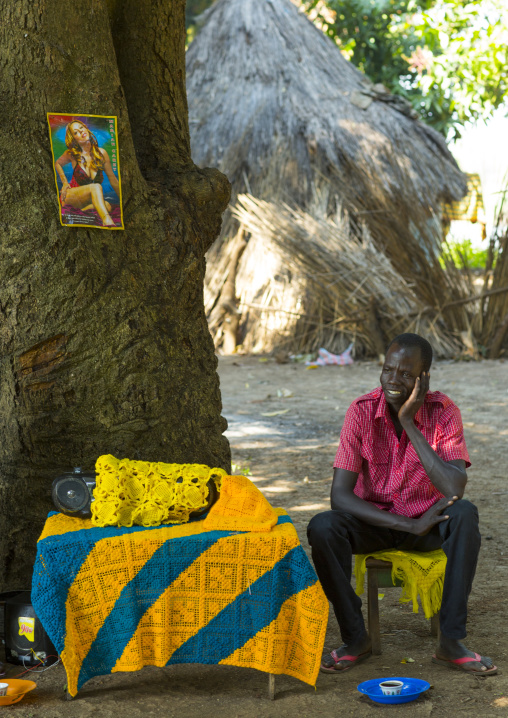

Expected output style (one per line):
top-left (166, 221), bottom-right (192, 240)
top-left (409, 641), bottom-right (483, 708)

top-left (91, 454), bottom-right (226, 528)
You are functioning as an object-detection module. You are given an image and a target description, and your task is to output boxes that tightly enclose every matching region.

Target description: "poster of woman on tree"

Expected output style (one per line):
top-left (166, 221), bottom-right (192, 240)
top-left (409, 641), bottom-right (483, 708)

top-left (48, 113), bottom-right (124, 230)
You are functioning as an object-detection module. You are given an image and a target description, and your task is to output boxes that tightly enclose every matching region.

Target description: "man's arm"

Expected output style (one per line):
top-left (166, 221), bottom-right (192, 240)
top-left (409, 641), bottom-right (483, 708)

top-left (399, 372), bottom-right (468, 498)
top-left (330, 467), bottom-right (457, 536)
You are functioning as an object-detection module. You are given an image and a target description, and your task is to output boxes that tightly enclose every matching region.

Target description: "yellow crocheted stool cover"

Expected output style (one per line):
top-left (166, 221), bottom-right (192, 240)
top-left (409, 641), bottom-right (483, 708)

top-left (354, 548), bottom-right (447, 619)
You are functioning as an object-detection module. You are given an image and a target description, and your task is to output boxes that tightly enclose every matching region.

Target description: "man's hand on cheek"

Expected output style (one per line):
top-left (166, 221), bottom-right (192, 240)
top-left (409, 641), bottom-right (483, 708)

top-left (399, 371), bottom-right (430, 425)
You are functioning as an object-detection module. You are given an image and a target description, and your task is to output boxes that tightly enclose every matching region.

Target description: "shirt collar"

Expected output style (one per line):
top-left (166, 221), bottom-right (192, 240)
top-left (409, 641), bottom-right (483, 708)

top-left (374, 388), bottom-right (389, 422)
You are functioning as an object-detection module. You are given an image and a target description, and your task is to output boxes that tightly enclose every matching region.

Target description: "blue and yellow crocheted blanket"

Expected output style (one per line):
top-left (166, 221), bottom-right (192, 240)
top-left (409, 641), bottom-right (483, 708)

top-left (32, 475), bottom-right (328, 696)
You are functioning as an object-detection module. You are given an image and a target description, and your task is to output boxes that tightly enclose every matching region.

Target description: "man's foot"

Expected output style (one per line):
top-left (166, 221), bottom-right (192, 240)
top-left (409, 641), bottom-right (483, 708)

top-left (321, 634), bottom-right (372, 673)
top-left (432, 637), bottom-right (497, 675)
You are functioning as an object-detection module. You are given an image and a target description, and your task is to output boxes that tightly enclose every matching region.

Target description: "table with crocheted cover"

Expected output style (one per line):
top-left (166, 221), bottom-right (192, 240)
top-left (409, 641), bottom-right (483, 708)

top-left (32, 476), bottom-right (328, 696)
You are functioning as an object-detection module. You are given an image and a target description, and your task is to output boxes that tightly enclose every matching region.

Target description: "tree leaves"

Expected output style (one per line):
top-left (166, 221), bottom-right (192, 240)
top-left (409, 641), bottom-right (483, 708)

top-left (302, 0), bottom-right (508, 139)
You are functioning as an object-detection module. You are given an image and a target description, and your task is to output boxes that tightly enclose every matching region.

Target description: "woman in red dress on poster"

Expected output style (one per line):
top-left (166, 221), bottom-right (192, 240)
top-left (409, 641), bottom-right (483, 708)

top-left (54, 121), bottom-right (120, 227)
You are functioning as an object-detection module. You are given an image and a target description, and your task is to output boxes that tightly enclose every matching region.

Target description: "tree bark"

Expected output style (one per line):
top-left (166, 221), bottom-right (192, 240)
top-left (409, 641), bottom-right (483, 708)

top-left (0, 0), bottom-right (231, 589)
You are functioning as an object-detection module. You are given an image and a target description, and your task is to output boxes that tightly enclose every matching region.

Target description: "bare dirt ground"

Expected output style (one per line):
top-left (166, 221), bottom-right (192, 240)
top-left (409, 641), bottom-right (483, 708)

top-left (3, 356), bottom-right (508, 717)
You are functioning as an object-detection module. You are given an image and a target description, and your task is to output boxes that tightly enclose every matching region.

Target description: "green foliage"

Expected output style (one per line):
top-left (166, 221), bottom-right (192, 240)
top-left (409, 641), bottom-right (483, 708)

top-left (440, 239), bottom-right (490, 270)
top-left (186, 0), bottom-right (216, 44)
top-left (231, 461), bottom-right (252, 476)
top-left (303, 0), bottom-right (508, 138)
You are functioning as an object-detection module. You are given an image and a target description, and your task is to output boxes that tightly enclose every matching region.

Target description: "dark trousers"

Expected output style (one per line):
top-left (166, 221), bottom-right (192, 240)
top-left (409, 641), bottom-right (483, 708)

top-left (307, 500), bottom-right (480, 644)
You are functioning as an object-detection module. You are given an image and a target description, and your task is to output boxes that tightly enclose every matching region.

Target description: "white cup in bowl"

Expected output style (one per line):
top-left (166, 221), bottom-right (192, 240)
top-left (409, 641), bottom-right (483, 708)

top-left (0, 683), bottom-right (9, 697)
top-left (379, 680), bottom-right (404, 696)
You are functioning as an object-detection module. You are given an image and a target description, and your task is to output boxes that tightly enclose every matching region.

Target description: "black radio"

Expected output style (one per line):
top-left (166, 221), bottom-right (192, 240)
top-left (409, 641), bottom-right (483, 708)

top-left (51, 467), bottom-right (96, 518)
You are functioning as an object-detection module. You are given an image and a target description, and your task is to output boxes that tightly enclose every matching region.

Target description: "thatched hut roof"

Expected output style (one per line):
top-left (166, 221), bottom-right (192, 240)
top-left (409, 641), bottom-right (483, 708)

top-left (186, 0), bottom-right (470, 355)
top-left (231, 194), bottom-right (462, 358)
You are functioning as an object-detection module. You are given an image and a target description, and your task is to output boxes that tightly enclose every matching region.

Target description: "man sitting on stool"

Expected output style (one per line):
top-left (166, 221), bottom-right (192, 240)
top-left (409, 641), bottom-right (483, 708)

top-left (307, 333), bottom-right (497, 675)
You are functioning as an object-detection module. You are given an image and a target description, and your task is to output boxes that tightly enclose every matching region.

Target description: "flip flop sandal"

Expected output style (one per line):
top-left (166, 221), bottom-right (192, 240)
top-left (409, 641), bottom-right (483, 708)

top-left (320, 647), bottom-right (372, 673)
top-left (432, 652), bottom-right (498, 675)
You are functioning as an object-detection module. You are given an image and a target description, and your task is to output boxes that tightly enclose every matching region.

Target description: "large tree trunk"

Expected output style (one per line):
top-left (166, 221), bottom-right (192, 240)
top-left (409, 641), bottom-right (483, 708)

top-left (0, 0), bottom-right (231, 589)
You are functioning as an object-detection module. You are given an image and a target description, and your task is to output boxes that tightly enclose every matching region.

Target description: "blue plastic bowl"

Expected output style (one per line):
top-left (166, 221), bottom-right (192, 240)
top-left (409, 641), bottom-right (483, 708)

top-left (357, 676), bottom-right (431, 705)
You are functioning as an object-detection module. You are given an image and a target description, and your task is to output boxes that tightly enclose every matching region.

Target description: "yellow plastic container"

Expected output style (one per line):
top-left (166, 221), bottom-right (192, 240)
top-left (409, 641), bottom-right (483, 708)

top-left (0, 679), bottom-right (36, 705)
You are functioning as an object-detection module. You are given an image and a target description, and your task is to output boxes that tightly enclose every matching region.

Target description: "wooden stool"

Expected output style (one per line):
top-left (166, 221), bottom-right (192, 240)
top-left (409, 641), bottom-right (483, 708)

top-left (366, 558), bottom-right (440, 655)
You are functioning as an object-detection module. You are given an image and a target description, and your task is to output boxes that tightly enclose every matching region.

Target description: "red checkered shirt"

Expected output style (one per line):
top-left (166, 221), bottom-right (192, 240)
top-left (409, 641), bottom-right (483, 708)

top-left (334, 386), bottom-right (470, 518)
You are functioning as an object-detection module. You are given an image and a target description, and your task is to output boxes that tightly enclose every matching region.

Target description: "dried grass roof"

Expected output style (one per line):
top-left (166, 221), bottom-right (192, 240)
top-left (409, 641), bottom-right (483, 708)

top-left (187, 0), bottom-right (466, 214)
top-left (186, 0), bottom-right (472, 356)
top-left (232, 194), bottom-right (464, 357)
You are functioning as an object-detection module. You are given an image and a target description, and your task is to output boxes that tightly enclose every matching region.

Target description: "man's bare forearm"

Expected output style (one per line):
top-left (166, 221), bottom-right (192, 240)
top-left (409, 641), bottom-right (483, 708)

top-left (401, 420), bottom-right (467, 497)
top-left (330, 487), bottom-right (416, 532)
top-left (331, 483), bottom-right (455, 537)
top-left (330, 466), bottom-right (457, 536)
